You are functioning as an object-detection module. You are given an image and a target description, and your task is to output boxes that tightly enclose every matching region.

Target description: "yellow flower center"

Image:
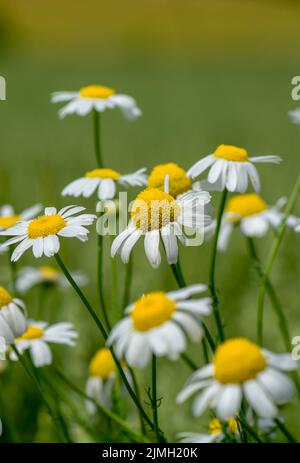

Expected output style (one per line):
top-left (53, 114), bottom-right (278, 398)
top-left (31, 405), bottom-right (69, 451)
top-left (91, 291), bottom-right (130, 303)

top-left (214, 338), bottom-right (266, 384)
top-left (214, 144), bottom-right (248, 162)
top-left (85, 168), bottom-right (121, 180)
top-left (0, 287), bottom-right (13, 308)
top-left (147, 163), bottom-right (192, 197)
top-left (79, 85), bottom-right (116, 99)
top-left (89, 348), bottom-right (116, 380)
top-left (209, 418), bottom-right (238, 435)
top-left (39, 266), bottom-right (60, 281)
top-left (28, 214), bottom-right (66, 239)
top-left (131, 292), bottom-right (175, 332)
top-left (131, 188), bottom-right (180, 231)
top-left (0, 215), bottom-right (21, 229)
top-left (226, 194), bottom-right (268, 223)
top-left (17, 325), bottom-right (45, 341)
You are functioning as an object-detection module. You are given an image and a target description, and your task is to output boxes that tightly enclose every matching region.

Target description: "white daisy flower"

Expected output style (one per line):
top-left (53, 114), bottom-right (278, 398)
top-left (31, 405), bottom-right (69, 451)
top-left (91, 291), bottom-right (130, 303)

top-left (62, 167), bottom-right (147, 202)
top-left (177, 338), bottom-right (297, 420)
top-left (16, 266), bottom-right (87, 294)
top-left (111, 187), bottom-right (211, 268)
top-left (11, 320), bottom-right (78, 368)
top-left (288, 108), bottom-right (300, 124)
top-left (85, 347), bottom-right (121, 412)
top-left (187, 144), bottom-right (282, 193)
top-left (0, 287), bottom-right (27, 344)
top-left (51, 85), bottom-right (142, 121)
top-left (178, 417), bottom-right (239, 443)
top-left (0, 206), bottom-right (96, 262)
top-left (217, 194), bottom-right (299, 251)
top-left (107, 285), bottom-right (212, 368)
top-left (0, 204), bottom-right (42, 230)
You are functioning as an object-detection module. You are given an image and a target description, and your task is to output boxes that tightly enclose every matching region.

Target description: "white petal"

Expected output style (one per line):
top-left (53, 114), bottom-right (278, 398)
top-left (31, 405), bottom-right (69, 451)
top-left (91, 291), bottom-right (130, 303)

top-left (167, 284), bottom-right (207, 301)
top-left (258, 368), bottom-right (295, 404)
top-left (144, 230), bottom-right (161, 268)
top-left (244, 380), bottom-right (278, 418)
top-left (192, 382), bottom-right (221, 416)
top-left (216, 384), bottom-right (242, 419)
top-left (187, 155), bottom-right (215, 178)
top-left (30, 341), bottom-right (52, 367)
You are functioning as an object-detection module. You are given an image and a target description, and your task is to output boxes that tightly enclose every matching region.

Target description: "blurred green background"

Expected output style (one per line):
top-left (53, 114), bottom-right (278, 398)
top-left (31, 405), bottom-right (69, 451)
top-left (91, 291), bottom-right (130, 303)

top-left (0, 0), bottom-right (300, 442)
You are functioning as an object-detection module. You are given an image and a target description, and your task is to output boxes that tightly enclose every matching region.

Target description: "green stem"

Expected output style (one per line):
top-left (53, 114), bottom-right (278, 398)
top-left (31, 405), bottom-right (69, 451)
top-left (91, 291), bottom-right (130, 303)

top-left (97, 232), bottom-right (111, 329)
top-left (93, 110), bottom-right (103, 167)
top-left (247, 238), bottom-right (291, 349)
top-left (257, 174), bottom-right (300, 345)
top-left (209, 189), bottom-right (227, 344)
top-left (8, 248), bottom-right (17, 294)
top-left (110, 235), bottom-right (119, 318)
top-left (237, 416), bottom-right (264, 443)
top-left (181, 352), bottom-right (198, 370)
top-left (12, 345), bottom-right (70, 442)
top-left (122, 256), bottom-right (133, 309)
top-left (275, 418), bottom-right (297, 443)
top-left (54, 253), bottom-right (154, 431)
top-left (128, 367), bottom-right (146, 435)
top-left (52, 366), bottom-right (149, 443)
top-left (151, 355), bottom-right (161, 442)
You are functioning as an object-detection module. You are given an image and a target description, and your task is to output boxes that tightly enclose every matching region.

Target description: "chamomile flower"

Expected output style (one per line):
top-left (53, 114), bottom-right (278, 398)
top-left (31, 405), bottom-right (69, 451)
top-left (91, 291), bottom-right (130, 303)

top-left (177, 338), bottom-right (297, 420)
top-left (217, 194), bottom-right (298, 251)
top-left (111, 187), bottom-right (211, 268)
top-left (62, 167), bottom-right (147, 202)
top-left (187, 144), bottom-right (282, 193)
top-left (0, 287), bottom-right (27, 343)
top-left (178, 417), bottom-right (239, 443)
top-left (107, 285), bottom-right (212, 368)
top-left (11, 320), bottom-right (78, 367)
top-left (51, 85), bottom-right (142, 120)
top-left (0, 206), bottom-right (96, 262)
top-left (86, 348), bottom-right (119, 412)
top-left (0, 204), bottom-right (42, 230)
top-left (16, 266), bottom-right (87, 294)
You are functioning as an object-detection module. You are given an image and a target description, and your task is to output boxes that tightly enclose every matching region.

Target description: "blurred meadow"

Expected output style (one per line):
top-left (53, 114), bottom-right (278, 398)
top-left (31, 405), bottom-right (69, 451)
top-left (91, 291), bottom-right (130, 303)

top-left (0, 0), bottom-right (300, 442)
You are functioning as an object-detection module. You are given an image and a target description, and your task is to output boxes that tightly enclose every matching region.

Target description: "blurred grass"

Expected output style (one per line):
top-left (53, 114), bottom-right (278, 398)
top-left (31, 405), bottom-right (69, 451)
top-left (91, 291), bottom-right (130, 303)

top-left (0, 0), bottom-right (300, 443)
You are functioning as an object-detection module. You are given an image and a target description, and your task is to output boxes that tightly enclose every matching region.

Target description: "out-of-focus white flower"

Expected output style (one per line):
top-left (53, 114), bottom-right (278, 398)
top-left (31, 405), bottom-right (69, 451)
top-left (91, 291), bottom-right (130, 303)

top-left (51, 85), bottom-right (142, 120)
top-left (178, 417), bottom-right (239, 443)
top-left (0, 287), bottom-right (27, 344)
top-left (11, 320), bottom-right (78, 367)
top-left (217, 194), bottom-right (298, 251)
top-left (16, 266), bottom-right (87, 294)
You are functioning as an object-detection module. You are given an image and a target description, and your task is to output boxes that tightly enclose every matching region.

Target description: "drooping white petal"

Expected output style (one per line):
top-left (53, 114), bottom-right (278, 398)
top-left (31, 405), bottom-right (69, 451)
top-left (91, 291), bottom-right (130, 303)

top-left (244, 379), bottom-right (278, 418)
top-left (215, 384), bottom-right (242, 419)
top-left (144, 230), bottom-right (161, 268)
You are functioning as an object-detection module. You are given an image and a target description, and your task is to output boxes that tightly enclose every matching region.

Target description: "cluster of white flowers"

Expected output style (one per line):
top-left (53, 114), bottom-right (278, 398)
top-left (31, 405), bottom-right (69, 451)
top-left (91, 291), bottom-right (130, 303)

top-left (0, 83), bottom-right (299, 442)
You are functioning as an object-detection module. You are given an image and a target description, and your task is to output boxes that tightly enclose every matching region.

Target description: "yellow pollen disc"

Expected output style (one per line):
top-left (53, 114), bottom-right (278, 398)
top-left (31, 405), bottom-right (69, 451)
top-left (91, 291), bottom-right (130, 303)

top-left (89, 348), bottom-right (116, 380)
top-left (214, 338), bottom-right (266, 384)
top-left (209, 418), bottom-right (223, 435)
top-left (0, 215), bottom-right (21, 229)
top-left (209, 418), bottom-right (238, 435)
top-left (131, 188), bottom-right (180, 231)
top-left (17, 325), bottom-right (44, 341)
top-left (131, 292), bottom-right (175, 332)
top-left (85, 168), bottom-right (121, 180)
top-left (0, 286), bottom-right (13, 308)
top-left (28, 214), bottom-right (66, 239)
top-left (226, 194), bottom-right (268, 223)
top-left (214, 144), bottom-right (248, 162)
top-left (147, 163), bottom-right (192, 197)
top-left (79, 85), bottom-right (116, 99)
top-left (39, 266), bottom-right (60, 281)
